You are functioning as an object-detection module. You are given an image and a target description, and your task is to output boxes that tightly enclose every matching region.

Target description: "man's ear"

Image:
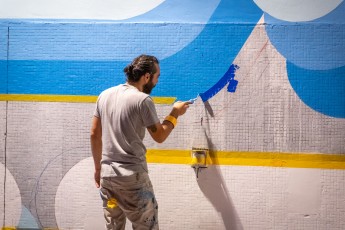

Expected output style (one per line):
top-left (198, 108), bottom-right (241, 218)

top-left (144, 73), bottom-right (150, 83)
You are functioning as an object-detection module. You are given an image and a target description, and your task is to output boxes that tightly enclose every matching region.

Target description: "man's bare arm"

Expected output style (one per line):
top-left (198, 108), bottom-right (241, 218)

top-left (147, 101), bottom-right (190, 143)
top-left (90, 116), bottom-right (102, 188)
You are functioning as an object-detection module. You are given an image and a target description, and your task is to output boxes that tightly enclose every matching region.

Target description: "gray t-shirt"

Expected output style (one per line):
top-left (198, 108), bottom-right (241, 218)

top-left (94, 84), bottom-right (160, 177)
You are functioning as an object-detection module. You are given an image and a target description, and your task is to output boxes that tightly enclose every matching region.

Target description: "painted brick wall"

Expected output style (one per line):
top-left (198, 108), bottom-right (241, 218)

top-left (0, 0), bottom-right (344, 229)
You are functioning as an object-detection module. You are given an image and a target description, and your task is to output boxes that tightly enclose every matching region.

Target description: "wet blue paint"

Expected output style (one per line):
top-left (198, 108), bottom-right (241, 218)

top-left (227, 79), bottom-right (238, 93)
top-left (199, 64), bottom-right (239, 102)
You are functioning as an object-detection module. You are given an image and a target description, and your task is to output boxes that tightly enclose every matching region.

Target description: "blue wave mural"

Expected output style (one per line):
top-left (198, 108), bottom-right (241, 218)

top-left (264, 1), bottom-right (345, 118)
top-left (0, 0), bottom-right (262, 102)
top-left (287, 62), bottom-right (345, 118)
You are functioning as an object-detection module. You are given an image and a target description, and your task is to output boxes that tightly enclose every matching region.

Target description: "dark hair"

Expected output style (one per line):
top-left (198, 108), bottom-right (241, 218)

top-left (124, 54), bottom-right (159, 82)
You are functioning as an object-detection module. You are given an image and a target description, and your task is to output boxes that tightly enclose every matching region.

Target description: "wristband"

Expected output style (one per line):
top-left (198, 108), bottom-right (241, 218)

top-left (164, 115), bottom-right (177, 128)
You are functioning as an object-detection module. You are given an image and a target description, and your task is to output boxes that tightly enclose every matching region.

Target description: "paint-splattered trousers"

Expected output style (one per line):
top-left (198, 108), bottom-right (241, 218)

top-left (100, 172), bottom-right (159, 230)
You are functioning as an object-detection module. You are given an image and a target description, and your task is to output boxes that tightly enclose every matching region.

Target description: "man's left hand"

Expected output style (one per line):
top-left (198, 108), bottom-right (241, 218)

top-left (94, 169), bottom-right (101, 188)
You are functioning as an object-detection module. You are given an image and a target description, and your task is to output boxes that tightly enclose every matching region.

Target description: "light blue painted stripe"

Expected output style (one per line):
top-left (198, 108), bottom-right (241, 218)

top-left (6, 23), bottom-right (205, 61)
top-left (0, 0), bottom-right (220, 61)
top-left (0, 25), bottom-right (7, 59)
top-left (0, 26), bottom-right (7, 93)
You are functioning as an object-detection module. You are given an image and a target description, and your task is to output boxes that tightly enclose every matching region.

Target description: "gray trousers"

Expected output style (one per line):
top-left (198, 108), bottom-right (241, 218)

top-left (100, 172), bottom-right (159, 230)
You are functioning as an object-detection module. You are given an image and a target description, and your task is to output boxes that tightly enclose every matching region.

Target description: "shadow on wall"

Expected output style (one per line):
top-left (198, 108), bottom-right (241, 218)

top-left (196, 102), bottom-right (243, 230)
top-left (197, 165), bottom-right (243, 230)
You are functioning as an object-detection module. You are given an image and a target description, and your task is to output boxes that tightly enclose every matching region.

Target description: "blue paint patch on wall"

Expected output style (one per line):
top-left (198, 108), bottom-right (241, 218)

top-left (287, 61), bottom-right (345, 118)
top-left (6, 60), bottom-right (122, 95)
top-left (265, 2), bottom-right (345, 70)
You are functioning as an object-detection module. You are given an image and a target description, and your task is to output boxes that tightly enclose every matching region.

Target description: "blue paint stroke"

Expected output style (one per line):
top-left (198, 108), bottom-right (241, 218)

top-left (199, 64), bottom-right (239, 102)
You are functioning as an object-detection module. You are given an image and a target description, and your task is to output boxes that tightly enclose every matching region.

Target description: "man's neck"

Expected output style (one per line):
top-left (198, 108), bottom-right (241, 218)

top-left (126, 81), bottom-right (143, 92)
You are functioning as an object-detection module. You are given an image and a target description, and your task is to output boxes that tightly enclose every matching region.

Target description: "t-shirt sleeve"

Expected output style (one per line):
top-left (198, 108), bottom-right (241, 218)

top-left (93, 95), bottom-right (101, 118)
top-left (141, 97), bottom-right (160, 127)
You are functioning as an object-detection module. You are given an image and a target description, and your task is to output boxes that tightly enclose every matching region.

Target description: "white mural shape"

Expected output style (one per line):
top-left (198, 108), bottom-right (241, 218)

top-left (0, 0), bottom-right (165, 20)
top-left (55, 157), bottom-right (104, 230)
top-left (254, 0), bottom-right (343, 21)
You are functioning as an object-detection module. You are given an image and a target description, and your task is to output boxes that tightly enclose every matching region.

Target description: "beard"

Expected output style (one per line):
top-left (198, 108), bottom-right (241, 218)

top-left (143, 80), bottom-right (155, 94)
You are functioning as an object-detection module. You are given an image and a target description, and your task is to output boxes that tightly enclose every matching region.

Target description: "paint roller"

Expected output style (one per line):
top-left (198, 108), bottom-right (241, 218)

top-left (191, 147), bottom-right (208, 178)
top-left (189, 95), bottom-right (209, 178)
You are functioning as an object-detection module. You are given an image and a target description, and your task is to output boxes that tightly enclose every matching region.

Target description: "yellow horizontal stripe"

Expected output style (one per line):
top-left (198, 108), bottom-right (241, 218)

top-left (1, 228), bottom-right (58, 230)
top-left (147, 149), bottom-right (345, 170)
top-left (1, 94), bottom-right (344, 170)
top-left (0, 94), bottom-right (98, 103)
top-left (0, 94), bottom-right (176, 104)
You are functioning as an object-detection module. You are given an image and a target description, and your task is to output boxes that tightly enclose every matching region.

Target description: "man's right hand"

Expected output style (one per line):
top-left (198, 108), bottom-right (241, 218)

top-left (147, 101), bottom-right (191, 143)
top-left (94, 169), bottom-right (101, 188)
top-left (172, 101), bottom-right (191, 117)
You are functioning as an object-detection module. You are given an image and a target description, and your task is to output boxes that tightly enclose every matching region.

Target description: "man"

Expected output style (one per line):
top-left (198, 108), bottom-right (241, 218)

top-left (90, 54), bottom-right (190, 230)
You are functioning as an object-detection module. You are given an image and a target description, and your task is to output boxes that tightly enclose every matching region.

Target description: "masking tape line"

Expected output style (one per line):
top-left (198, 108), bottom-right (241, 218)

top-left (146, 149), bottom-right (345, 170)
top-left (0, 94), bottom-right (176, 104)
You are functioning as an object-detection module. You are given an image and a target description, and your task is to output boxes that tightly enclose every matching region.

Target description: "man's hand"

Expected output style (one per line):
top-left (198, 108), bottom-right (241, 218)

top-left (172, 101), bottom-right (191, 117)
top-left (94, 169), bottom-right (101, 188)
top-left (147, 100), bottom-right (191, 143)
